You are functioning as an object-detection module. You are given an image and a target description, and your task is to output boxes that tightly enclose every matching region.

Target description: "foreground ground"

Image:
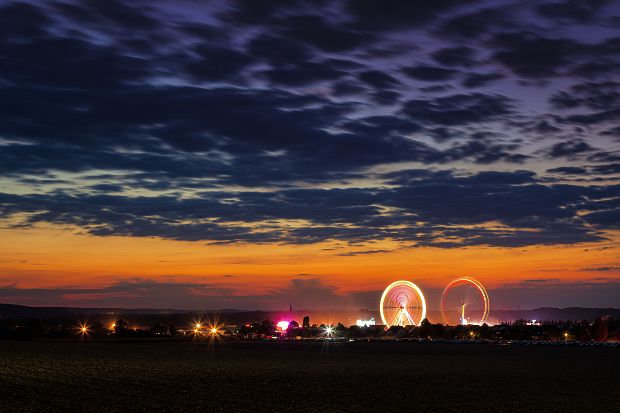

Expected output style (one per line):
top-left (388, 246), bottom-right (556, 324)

top-left (0, 340), bottom-right (617, 412)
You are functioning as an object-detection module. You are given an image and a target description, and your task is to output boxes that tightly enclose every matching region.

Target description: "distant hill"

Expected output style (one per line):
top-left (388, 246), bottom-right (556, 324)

top-left (1, 303), bottom-right (619, 323)
top-left (491, 307), bottom-right (620, 323)
top-left (0, 303), bottom-right (203, 318)
top-left (0, 304), bottom-right (372, 326)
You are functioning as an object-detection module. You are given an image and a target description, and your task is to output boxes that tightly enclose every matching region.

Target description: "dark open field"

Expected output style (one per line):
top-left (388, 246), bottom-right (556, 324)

top-left (0, 340), bottom-right (618, 412)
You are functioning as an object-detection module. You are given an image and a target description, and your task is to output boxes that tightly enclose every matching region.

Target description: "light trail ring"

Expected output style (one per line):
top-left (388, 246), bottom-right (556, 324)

top-left (440, 276), bottom-right (490, 325)
top-left (380, 280), bottom-right (427, 327)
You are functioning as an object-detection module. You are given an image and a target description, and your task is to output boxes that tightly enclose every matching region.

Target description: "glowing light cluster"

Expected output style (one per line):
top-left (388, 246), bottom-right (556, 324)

top-left (355, 318), bottom-right (375, 327)
top-left (276, 321), bottom-right (289, 331)
top-left (380, 280), bottom-right (427, 327)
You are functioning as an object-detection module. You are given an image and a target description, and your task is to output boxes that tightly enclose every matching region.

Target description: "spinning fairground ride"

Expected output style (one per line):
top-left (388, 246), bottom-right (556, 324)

top-left (440, 276), bottom-right (490, 325)
top-left (379, 280), bottom-right (427, 327)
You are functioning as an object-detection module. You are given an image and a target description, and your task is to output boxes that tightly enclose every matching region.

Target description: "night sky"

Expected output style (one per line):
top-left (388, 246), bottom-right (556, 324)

top-left (0, 0), bottom-right (619, 312)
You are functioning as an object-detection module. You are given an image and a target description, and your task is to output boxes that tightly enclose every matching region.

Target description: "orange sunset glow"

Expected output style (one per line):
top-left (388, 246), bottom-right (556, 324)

top-left (1, 223), bottom-right (619, 310)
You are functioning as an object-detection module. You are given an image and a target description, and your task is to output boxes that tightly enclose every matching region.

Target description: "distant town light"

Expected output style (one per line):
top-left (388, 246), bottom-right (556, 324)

top-left (77, 323), bottom-right (89, 335)
top-left (355, 318), bottom-right (375, 327)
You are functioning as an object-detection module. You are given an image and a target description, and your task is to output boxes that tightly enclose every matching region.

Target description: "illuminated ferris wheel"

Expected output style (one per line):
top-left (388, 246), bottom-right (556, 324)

top-left (380, 280), bottom-right (427, 327)
top-left (440, 276), bottom-right (490, 325)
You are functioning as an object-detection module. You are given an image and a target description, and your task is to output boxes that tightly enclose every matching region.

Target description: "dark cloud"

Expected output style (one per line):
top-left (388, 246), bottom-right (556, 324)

top-left (548, 164), bottom-right (620, 176)
top-left (337, 249), bottom-right (393, 257)
top-left (547, 166), bottom-right (588, 175)
top-left (346, 0), bottom-right (473, 30)
top-left (523, 278), bottom-right (561, 283)
top-left (401, 65), bottom-right (457, 81)
top-left (588, 151), bottom-right (620, 163)
top-left (0, 35), bottom-right (153, 89)
top-left (90, 184), bottom-right (124, 192)
top-left (530, 120), bottom-right (562, 134)
top-left (462, 73), bottom-right (505, 88)
top-left (1, 170), bottom-right (617, 247)
top-left (581, 266), bottom-right (620, 272)
top-left (550, 81), bottom-right (620, 129)
top-left (0, 2), bottom-right (51, 39)
top-left (247, 34), bottom-right (312, 65)
top-left (0, 0), bottom-right (619, 253)
top-left (582, 208), bottom-right (620, 229)
top-left (601, 126), bottom-right (620, 138)
top-left (57, 0), bottom-right (160, 29)
top-left (537, 0), bottom-right (613, 23)
top-left (341, 115), bottom-right (421, 137)
top-left (565, 110), bottom-right (620, 126)
top-left (331, 79), bottom-right (367, 96)
top-left (223, 0), bottom-right (327, 25)
top-left (547, 140), bottom-right (595, 158)
top-left (431, 46), bottom-right (476, 66)
top-left (591, 163), bottom-right (620, 174)
top-left (492, 34), bottom-right (580, 78)
top-left (425, 127), bottom-right (459, 143)
top-left (4, 81), bottom-right (435, 183)
top-left (492, 34), bottom-right (620, 79)
top-left (370, 90), bottom-right (400, 105)
top-left (183, 45), bottom-right (255, 81)
top-left (383, 171), bottom-right (593, 234)
top-left (445, 140), bottom-right (528, 164)
top-left (177, 23), bottom-right (224, 42)
top-left (417, 84), bottom-right (452, 94)
top-left (400, 93), bottom-right (513, 125)
top-left (0, 277), bottom-right (355, 310)
top-left (439, 7), bottom-right (508, 38)
top-left (357, 70), bottom-right (401, 89)
top-left (276, 15), bottom-right (373, 52)
top-left (550, 81), bottom-right (620, 110)
top-left (259, 62), bottom-right (347, 85)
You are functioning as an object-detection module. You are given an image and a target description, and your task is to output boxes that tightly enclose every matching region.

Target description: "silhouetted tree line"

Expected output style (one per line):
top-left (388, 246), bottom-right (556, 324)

top-left (0, 315), bottom-right (617, 342)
